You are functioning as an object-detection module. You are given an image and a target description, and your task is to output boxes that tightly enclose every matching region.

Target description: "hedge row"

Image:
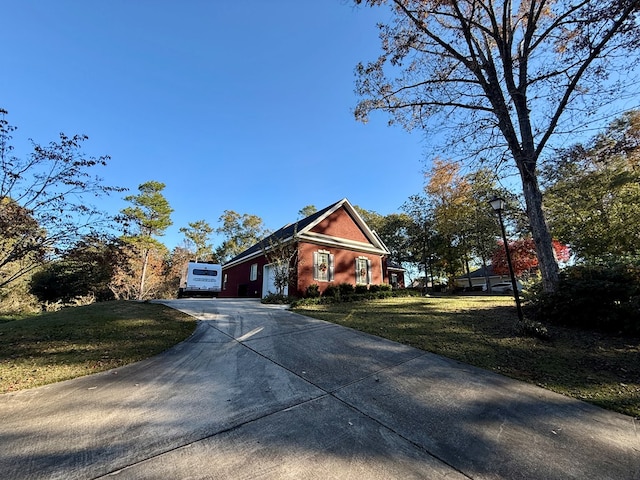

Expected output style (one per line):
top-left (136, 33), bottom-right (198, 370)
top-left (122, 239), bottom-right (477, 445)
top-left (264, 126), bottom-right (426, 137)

top-left (527, 263), bottom-right (640, 336)
top-left (290, 284), bottom-right (421, 307)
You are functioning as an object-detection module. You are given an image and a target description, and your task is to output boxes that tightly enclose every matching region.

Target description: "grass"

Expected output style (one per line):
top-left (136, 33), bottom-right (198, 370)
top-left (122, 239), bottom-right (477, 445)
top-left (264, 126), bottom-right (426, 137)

top-left (0, 301), bottom-right (196, 393)
top-left (293, 295), bottom-right (640, 418)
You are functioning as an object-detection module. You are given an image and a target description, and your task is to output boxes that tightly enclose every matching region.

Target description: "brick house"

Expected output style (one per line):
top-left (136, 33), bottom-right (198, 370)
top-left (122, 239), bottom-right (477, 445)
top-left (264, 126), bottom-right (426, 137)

top-left (220, 198), bottom-right (405, 298)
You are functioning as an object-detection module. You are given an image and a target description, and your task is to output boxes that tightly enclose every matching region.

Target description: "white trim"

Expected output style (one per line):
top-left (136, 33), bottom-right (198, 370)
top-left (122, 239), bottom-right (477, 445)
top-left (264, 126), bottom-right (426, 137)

top-left (300, 198), bottom-right (389, 254)
top-left (298, 232), bottom-right (388, 255)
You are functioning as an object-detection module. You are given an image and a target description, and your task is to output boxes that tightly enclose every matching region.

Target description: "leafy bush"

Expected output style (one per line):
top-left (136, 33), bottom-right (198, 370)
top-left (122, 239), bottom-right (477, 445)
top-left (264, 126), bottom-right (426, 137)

top-left (305, 284), bottom-right (320, 298)
top-left (355, 285), bottom-right (369, 294)
top-left (30, 260), bottom-right (114, 303)
top-left (515, 318), bottom-right (550, 341)
top-left (290, 287), bottom-right (419, 307)
top-left (322, 284), bottom-right (340, 298)
top-left (261, 293), bottom-right (291, 305)
top-left (338, 283), bottom-right (355, 296)
top-left (372, 284), bottom-right (392, 292)
top-left (0, 280), bottom-right (40, 315)
top-left (528, 263), bottom-right (640, 335)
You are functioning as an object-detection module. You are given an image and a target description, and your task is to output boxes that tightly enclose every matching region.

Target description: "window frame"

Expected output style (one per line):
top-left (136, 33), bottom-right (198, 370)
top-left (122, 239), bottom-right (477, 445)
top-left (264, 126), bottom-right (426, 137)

top-left (313, 250), bottom-right (333, 282)
top-left (356, 256), bottom-right (371, 285)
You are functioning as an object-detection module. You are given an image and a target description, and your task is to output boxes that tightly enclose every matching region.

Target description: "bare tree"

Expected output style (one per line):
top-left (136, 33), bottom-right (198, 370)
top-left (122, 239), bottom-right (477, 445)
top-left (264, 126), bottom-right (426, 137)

top-left (354, 0), bottom-right (640, 292)
top-left (261, 228), bottom-right (299, 297)
top-left (0, 109), bottom-right (125, 289)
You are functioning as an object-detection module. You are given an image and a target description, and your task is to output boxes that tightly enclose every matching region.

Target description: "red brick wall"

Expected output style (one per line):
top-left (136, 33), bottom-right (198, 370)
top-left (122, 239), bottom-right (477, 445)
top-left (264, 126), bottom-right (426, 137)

top-left (296, 242), bottom-right (384, 296)
top-left (220, 255), bottom-right (269, 298)
top-left (310, 208), bottom-right (369, 243)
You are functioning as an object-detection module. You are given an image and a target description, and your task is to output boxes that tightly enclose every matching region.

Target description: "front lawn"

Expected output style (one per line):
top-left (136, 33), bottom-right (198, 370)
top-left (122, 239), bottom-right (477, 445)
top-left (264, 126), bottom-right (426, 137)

top-left (0, 301), bottom-right (196, 393)
top-left (293, 295), bottom-right (640, 418)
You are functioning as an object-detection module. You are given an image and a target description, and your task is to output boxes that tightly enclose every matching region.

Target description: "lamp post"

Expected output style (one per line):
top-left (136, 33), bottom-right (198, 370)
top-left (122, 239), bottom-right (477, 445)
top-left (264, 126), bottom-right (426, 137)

top-left (489, 197), bottom-right (524, 323)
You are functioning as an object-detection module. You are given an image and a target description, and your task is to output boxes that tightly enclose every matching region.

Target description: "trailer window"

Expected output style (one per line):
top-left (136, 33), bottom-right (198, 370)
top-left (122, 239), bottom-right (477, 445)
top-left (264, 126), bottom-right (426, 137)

top-left (193, 269), bottom-right (218, 277)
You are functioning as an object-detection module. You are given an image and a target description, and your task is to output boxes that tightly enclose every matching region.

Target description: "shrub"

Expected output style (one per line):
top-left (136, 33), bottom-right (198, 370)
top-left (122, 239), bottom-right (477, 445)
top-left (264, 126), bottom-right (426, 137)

top-left (515, 318), bottom-right (550, 341)
top-left (370, 284), bottom-right (392, 293)
top-left (322, 284), bottom-right (340, 298)
top-left (0, 281), bottom-right (40, 315)
top-left (290, 286), bottom-right (418, 307)
top-left (261, 293), bottom-right (291, 305)
top-left (528, 262), bottom-right (640, 336)
top-left (338, 283), bottom-right (355, 296)
top-left (355, 285), bottom-right (369, 294)
top-left (306, 284), bottom-right (320, 298)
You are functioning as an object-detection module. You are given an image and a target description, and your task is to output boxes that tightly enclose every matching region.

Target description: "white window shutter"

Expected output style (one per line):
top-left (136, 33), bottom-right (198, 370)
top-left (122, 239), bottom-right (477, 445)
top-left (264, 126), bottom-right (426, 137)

top-left (329, 254), bottom-right (334, 281)
top-left (367, 259), bottom-right (372, 284)
top-left (313, 252), bottom-right (318, 280)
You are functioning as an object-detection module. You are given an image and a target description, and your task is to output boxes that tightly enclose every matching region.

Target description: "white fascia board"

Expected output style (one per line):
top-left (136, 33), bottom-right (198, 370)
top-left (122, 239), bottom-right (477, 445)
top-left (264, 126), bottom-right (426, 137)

top-left (298, 232), bottom-right (388, 255)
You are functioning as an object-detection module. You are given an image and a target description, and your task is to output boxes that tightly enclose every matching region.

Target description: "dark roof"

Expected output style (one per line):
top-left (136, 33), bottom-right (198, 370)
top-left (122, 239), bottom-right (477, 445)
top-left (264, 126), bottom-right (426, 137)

top-left (456, 264), bottom-right (501, 279)
top-left (387, 261), bottom-right (406, 271)
top-left (224, 200), bottom-right (342, 266)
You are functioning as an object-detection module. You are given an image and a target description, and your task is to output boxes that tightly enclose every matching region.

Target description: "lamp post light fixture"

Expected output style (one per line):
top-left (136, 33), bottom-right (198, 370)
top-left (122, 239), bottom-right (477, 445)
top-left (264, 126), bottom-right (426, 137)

top-left (489, 197), bottom-right (524, 323)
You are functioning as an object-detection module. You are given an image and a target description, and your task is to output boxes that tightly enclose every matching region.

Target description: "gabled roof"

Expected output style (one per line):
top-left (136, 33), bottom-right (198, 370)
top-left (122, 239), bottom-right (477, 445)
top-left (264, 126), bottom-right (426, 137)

top-left (455, 264), bottom-right (504, 279)
top-left (223, 198), bottom-right (390, 268)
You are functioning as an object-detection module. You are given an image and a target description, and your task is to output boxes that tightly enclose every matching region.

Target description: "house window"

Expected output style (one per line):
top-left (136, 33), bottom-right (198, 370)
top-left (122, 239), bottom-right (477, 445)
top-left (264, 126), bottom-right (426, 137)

top-left (356, 257), bottom-right (371, 285)
top-left (391, 273), bottom-right (398, 289)
top-left (313, 250), bottom-right (333, 282)
top-left (250, 263), bottom-right (258, 281)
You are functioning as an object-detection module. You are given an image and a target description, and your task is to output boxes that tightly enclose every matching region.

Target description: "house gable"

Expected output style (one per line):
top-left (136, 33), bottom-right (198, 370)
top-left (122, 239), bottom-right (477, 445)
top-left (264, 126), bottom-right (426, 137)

top-left (296, 199), bottom-right (388, 256)
top-left (309, 208), bottom-right (369, 243)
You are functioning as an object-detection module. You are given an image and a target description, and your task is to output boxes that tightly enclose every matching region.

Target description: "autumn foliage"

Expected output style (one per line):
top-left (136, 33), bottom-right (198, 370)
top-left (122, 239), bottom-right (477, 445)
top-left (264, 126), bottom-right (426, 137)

top-left (492, 238), bottom-right (570, 277)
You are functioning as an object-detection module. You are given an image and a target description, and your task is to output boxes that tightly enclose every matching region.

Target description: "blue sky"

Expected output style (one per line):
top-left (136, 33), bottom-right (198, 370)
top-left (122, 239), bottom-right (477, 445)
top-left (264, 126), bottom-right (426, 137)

top-left (2, 1), bottom-right (429, 249)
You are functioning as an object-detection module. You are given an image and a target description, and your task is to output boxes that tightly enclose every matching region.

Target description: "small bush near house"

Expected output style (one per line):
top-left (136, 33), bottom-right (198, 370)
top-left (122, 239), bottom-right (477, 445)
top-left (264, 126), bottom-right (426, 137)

top-left (369, 284), bottom-right (392, 293)
top-left (261, 293), bottom-right (291, 305)
top-left (528, 262), bottom-right (640, 336)
top-left (323, 284), bottom-right (340, 298)
top-left (291, 285), bottom-right (419, 307)
top-left (306, 284), bottom-right (320, 298)
top-left (355, 285), bottom-right (368, 294)
top-left (338, 283), bottom-right (355, 296)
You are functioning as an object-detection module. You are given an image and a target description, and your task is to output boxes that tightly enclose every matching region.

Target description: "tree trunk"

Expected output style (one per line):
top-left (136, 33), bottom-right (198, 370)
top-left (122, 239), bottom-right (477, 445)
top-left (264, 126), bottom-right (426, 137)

top-left (520, 170), bottom-right (559, 293)
top-left (138, 248), bottom-right (149, 301)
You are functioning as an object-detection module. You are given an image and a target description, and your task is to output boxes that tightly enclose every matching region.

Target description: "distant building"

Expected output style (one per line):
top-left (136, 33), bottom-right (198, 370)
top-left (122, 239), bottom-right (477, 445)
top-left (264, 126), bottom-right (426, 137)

top-left (454, 265), bottom-right (510, 291)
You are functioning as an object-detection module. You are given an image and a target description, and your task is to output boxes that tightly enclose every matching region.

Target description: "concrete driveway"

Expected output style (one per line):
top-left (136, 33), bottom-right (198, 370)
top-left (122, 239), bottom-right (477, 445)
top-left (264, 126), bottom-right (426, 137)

top-left (0, 298), bottom-right (638, 479)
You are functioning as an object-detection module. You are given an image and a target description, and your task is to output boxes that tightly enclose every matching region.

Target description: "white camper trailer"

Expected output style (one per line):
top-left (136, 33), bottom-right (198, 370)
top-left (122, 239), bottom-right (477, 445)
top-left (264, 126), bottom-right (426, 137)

top-left (178, 261), bottom-right (222, 298)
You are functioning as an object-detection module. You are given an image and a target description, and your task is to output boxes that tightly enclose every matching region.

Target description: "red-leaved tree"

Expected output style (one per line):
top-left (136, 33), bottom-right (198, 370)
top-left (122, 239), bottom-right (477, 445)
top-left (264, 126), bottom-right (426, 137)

top-left (492, 238), bottom-right (570, 278)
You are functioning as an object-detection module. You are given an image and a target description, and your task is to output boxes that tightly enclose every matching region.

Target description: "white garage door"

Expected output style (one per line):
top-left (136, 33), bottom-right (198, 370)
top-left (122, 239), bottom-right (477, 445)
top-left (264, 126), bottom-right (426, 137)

top-left (262, 264), bottom-right (288, 298)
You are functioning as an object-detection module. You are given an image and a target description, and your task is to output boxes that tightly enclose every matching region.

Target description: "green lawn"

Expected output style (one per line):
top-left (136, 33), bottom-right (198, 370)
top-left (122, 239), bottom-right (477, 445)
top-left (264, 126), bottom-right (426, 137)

top-left (0, 301), bottom-right (196, 393)
top-left (293, 295), bottom-right (640, 418)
